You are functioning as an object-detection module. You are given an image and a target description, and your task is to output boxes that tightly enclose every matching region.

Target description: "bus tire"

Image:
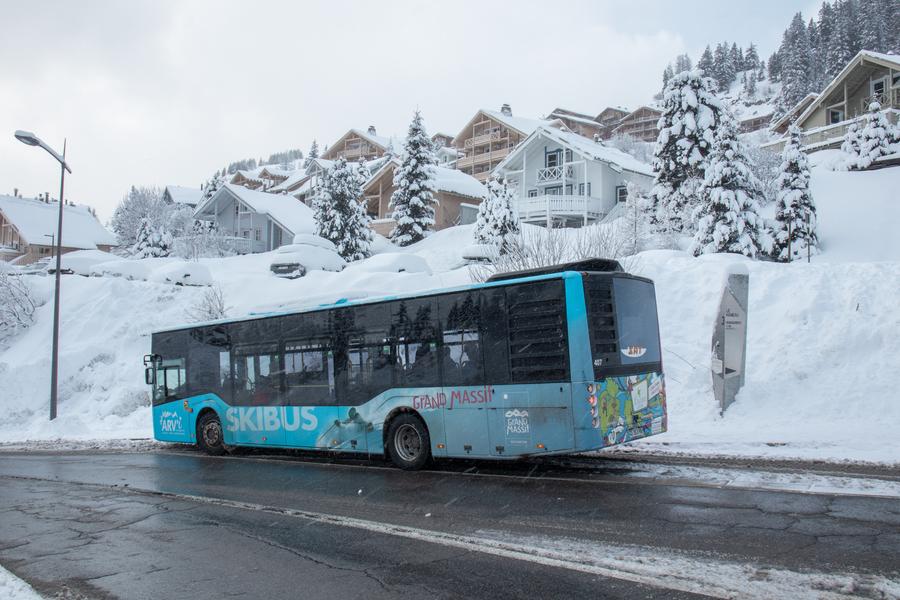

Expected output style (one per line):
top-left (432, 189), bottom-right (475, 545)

top-left (386, 414), bottom-right (431, 471)
top-left (197, 411), bottom-right (226, 456)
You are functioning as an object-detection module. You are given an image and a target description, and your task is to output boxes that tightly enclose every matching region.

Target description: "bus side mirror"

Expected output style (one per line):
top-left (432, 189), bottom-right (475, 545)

top-left (145, 367), bottom-right (155, 386)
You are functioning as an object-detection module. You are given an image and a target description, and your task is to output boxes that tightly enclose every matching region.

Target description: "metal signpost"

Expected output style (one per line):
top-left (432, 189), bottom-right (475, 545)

top-left (711, 268), bottom-right (749, 415)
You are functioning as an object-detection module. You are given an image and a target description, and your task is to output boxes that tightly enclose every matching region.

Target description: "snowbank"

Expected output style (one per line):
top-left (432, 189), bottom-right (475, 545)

top-left (1, 166), bottom-right (898, 465)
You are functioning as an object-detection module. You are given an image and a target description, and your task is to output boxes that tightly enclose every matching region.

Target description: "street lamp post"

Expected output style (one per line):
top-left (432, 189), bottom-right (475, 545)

top-left (14, 130), bottom-right (72, 421)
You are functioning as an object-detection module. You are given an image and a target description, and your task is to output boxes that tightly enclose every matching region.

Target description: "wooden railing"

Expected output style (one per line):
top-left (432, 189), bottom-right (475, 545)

top-left (456, 146), bottom-right (510, 169)
top-left (464, 131), bottom-right (501, 148)
top-left (763, 108), bottom-right (899, 153)
top-left (536, 164), bottom-right (576, 183)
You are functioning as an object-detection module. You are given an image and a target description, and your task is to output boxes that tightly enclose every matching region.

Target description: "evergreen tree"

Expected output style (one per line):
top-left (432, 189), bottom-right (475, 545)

top-left (698, 45), bottom-right (714, 76)
top-left (853, 101), bottom-right (899, 169)
top-left (661, 65), bottom-right (674, 92)
top-left (131, 218), bottom-right (173, 258)
top-left (389, 110), bottom-right (438, 246)
top-left (773, 125), bottom-right (818, 261)
top-left (767, 51), bottom-right (781, 82)
top-left (110, 185), bottom-right (167, 246)
top-left (827, 0), bottom-right (856, 79)
top-left (648, 70), bottom-right (726, 234)
top-left (201, 172), bottom-right (225, 203)
top-left (839, 118), bottom-right (863, 166)
top-left (712, 43), bottom-right (732, 90)
top-left (690, 118), bottom-right (763, 258)
top-left (729, 43), bottom-right (743, 72)
top-left (473, 177), bottom-right (520, 252)
top-left (777, 13), bottom-right (813, 115)
top-left (674, 53), bottom-right (693, 74)
top-left (743, 71), bottom-right (757, 96)
top-left (313, 157), bottom-right (372, 261)
top-left (303, 140), bottom-right (319, 168)
top-left (744, 43), bottom-right (760, 72)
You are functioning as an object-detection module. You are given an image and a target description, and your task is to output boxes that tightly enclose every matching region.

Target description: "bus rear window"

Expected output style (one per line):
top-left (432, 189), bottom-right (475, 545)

top-left (612, 277), bottom-right (661, 366)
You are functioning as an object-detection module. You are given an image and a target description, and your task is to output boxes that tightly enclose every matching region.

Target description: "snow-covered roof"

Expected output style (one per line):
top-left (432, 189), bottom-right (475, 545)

top-left (199, 184), bottom-right (315, 237)
top-left (548, 108), bottom-right (601, 127)
top-left (496, 126), bottom-right (654, 177)
top-left (480, 109), bottom-right (549, 136)
top-left (163, 185), bottom-right (202, 207)
top-left (859, 50), bottom-right (900, 69)
top-left (257, 166), bottom-right (296, 179)
top-left (350, 128), bottom-right (397, 151)
top-left (231, 168), bottom-right (265, 184)
top-left (769, 93), bottom-right (819, 131)
top-left (361, 158), bottom-right (485, 200)
top-left (269, 170), bottom-right (309, 193)
top-left (432, 166), bottom-right (486, 199)
top-left (0, 195), bottom-right (117, 249)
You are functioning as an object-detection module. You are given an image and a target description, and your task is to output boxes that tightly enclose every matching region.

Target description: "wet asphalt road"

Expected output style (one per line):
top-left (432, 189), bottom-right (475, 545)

top-left (0, 450), bottom-right (899, 599)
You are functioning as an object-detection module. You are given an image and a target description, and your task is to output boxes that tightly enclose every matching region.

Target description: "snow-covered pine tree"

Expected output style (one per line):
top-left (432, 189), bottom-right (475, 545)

top-left (698, 45), bottom-right (714, 76)
top-left (674, 53), bottom-right (692, 74)
top-left (313, 157), bottom-right (372, 261)
top-left (131, 218), bottom-right (173, 258)
top-left (620, 182), bottom-right (651, 255)
top-left (840, 119), bottom-right (862, 167)
top-left (777, 13), bottom-right (812, 116)
top-left (772, 125), bottom-right (818, 261)
top-left (110, 185), bottom-right (167, 246)
top-left (767, 52), bottom-right (781, 82)
top-left (744, 43), bottom-right (760, 72)
top-left (389, 110), bottom-right (438, 246)
top-left (648, 70), bottom-right (725, 234)
top-left (854, 101), bottom-right (899, 169)
top-left (690, 118), bottom-right (763, 258)
top-left (303, 140), bottom-right (319, 168)
top-left (473, 177), bottom-right (520, 252)
top-left (712, 43), bottom-right (732, 91)
top-left (827, 0), bottom-right (856, 80)
top-left (729, 43), bottom-right (743, 73)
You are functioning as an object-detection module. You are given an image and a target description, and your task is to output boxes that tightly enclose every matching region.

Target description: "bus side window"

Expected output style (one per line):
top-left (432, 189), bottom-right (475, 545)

top-left (284, 339), bottom-right (334, 405)
top-left (392, 298), bottom-right (439, 388)
top-left (480, 288), bottom-right (510, 384)
top-left (155, 358), bottom-right (186, 402)
top-left (344, 303), bottom-right (392, 404)
top-left (233, 344), bottom-right (281, 406)
top-left (439, 291), bottom-right (483, 386)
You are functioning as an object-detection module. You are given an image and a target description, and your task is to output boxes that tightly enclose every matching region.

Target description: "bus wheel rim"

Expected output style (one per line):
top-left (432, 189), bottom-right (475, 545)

top-left (203, 421), bottom-right (221, 446)
top-left (394, 423), bottom-right (421, 462)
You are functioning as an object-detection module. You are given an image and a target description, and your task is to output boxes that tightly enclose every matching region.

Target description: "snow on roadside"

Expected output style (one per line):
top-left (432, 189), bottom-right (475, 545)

top-left (1, 167), bottom-right (898, 466)
top-left (0, 564), bottom-right (43, 600)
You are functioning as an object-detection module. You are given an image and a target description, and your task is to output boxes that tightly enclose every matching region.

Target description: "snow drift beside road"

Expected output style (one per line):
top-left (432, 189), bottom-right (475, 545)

top-left (1, 165), bottom-right (898, 465)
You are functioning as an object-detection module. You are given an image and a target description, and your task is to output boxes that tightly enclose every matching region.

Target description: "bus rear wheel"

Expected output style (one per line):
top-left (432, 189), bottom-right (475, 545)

top-left (197, 411), bottom-right (226, 456)
top-left (386, 414), bottom-right (431, 471)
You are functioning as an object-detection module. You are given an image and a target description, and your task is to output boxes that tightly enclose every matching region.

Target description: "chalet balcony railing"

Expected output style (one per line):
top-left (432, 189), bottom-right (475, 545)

top-left (762, 108), bottom-right (899, 153)
top-left (536, 164), bottom-right (576, 183)
top-left (517, 195), bottom-right (606, 223)
top-left (456, 146), bottom-right (510, 169)
top-left (861, 90), bottom-right (900, 112)
top-left (464, 131), bottom-right (501, 148)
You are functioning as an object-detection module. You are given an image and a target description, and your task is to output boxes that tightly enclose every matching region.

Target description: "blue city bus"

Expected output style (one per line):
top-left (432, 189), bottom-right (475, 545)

top-left (145, 259), bottom-right (666, 470)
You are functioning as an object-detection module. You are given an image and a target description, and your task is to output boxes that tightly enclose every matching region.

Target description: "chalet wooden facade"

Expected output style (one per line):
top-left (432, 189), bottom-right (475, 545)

top-left (361, 159), bottom-right (486, 237)
top-left (765, 51), bottom-right (900, 152)
top-left (321, 127), bottom-right (394, 162)
top-left (594, 107), bottom-right (630, 140)
top-left (451, 105), bottom-right (557, 183)
top-left (547, 108), bottom-right (604, 139)
top-left (610, 106), bottom-right (662, 142)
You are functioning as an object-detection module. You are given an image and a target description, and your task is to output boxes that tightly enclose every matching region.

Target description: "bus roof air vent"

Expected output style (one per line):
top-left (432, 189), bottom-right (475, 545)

top-left (486, 258), bottom-right (624, 283)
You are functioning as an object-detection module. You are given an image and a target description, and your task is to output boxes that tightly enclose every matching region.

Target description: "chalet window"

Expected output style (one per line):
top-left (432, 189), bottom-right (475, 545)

top-left (545, 150), bottom-right (561, 168)
top-left (528, 189), bottom-right (538, 198)
top-left (871, 77), bottom-right (887, 100)
top-left (616, 186), bottom-right (628, 203)
top-left (828, 107), bottom-right (844, 124)
top-left (255, 228), bottom-right (261, 241)
top-left (564, 149), bottom-right (573, 162)
top-left (579, 183), bottom-right (593, 196)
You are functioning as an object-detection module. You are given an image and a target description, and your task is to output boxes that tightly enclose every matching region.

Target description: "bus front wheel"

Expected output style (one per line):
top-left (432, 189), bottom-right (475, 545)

top-left (197, 411), bottom-right (226, 456)
top-left (386, 414), bottom-right (431, 470)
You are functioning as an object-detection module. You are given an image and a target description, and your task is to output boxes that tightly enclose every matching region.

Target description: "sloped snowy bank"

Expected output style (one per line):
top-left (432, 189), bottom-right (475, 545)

top-left (1, 166), bottom-right (898, 464)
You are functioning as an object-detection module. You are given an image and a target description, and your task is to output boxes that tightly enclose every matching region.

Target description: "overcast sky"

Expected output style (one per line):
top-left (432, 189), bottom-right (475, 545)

top-left (1, 0), bottom-right (822, 221)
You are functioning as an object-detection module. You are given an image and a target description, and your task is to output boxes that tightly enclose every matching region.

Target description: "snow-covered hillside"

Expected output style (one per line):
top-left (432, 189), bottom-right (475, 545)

top-left (1, 163), bottom-right (898, 464)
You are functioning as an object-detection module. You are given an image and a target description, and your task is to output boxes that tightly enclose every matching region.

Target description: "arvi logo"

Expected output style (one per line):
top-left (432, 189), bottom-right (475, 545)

top-left (159, 410), bottom-right (184, 434)
top-left (621, 345), bottom-right (647, 358)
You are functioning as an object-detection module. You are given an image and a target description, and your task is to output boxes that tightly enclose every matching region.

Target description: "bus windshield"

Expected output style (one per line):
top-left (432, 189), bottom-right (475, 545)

top-left (612, 277), bottom-right (661, 366)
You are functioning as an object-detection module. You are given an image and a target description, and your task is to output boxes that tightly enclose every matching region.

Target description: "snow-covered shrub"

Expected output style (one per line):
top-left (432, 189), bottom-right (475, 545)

top-left (185, 285), bottom-right (228, 322)
top-left (854, 101), bottom-right (898, 169)
top-left (744, 141), bottom-right (781, 205)
top-left (649, 70), bottom-right (726, 234)
top-left (390, 110), bottom-right (438, 246)
top-left (0, 270), bottom-right (38, 341)
top-left (839, 118), bottom-right (862, 168)
top-left (472, 177), bottom-right (520, 252)
top-left (110, 186), bottom-right (168, 247)
top-left (131, 218), bottom-right (174, 258)
top-left (174, 220), bottom-right (233, 260)
top-left (313, 157), bottom-right (372, 261)
top-left (619, 181), bottom-right (653, 255)
top-left (772, 125), bottom-right (818, 261)
top-left (690, 119), bottom-right (764, 258)
top-left (604, 134), bottom-right (654, 164)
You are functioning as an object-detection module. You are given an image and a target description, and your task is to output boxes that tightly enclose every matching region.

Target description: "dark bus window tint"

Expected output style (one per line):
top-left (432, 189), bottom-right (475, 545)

top-left (480, 287), bottom-right (510, 384)
top-left (440, 292), bottom-right (483, 386)
top-left (187, 326), bottom-right (230, 400)
top-left (154, 358), bottom-right (186, 403)
top-left (613, 277), bottom-right (661, 366)
top-left (336, 304), bottom-right (392, 404)
top-left (506, 280), bottom-right (569, 382)
top-left (219, 351), bottom-right (231, 389)
top-left (391, 298), bottom-right (438, 388)
top-left (233, 343), bottom-right (281, 405)
top-left (284, 339), bottom-right (334, 404)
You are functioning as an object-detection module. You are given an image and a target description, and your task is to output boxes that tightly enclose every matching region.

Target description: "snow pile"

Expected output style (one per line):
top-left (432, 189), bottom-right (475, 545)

top-left (0, 564), bottom-right (42, 600)
top-left (1, 165), bottom-right (898, 465)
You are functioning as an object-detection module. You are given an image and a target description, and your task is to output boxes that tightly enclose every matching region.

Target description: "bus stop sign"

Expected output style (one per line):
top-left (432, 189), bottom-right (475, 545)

top-left (711, 270), bottom-right (748, 415)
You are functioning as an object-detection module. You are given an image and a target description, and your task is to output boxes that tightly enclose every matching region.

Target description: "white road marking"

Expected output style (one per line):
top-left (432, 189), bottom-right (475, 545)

top-left (6, 474), bottom-right (896, 599)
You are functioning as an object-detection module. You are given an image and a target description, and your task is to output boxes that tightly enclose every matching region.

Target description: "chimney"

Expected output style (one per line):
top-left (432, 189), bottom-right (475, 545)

top-left (501, 103), bottom-right (512, 116)
top-left (368, 125), bottom-right (376, 135)
top-left (47, 192), bottom-right (51, 204)
top-left (13, 188), bottom-right (17, 197)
